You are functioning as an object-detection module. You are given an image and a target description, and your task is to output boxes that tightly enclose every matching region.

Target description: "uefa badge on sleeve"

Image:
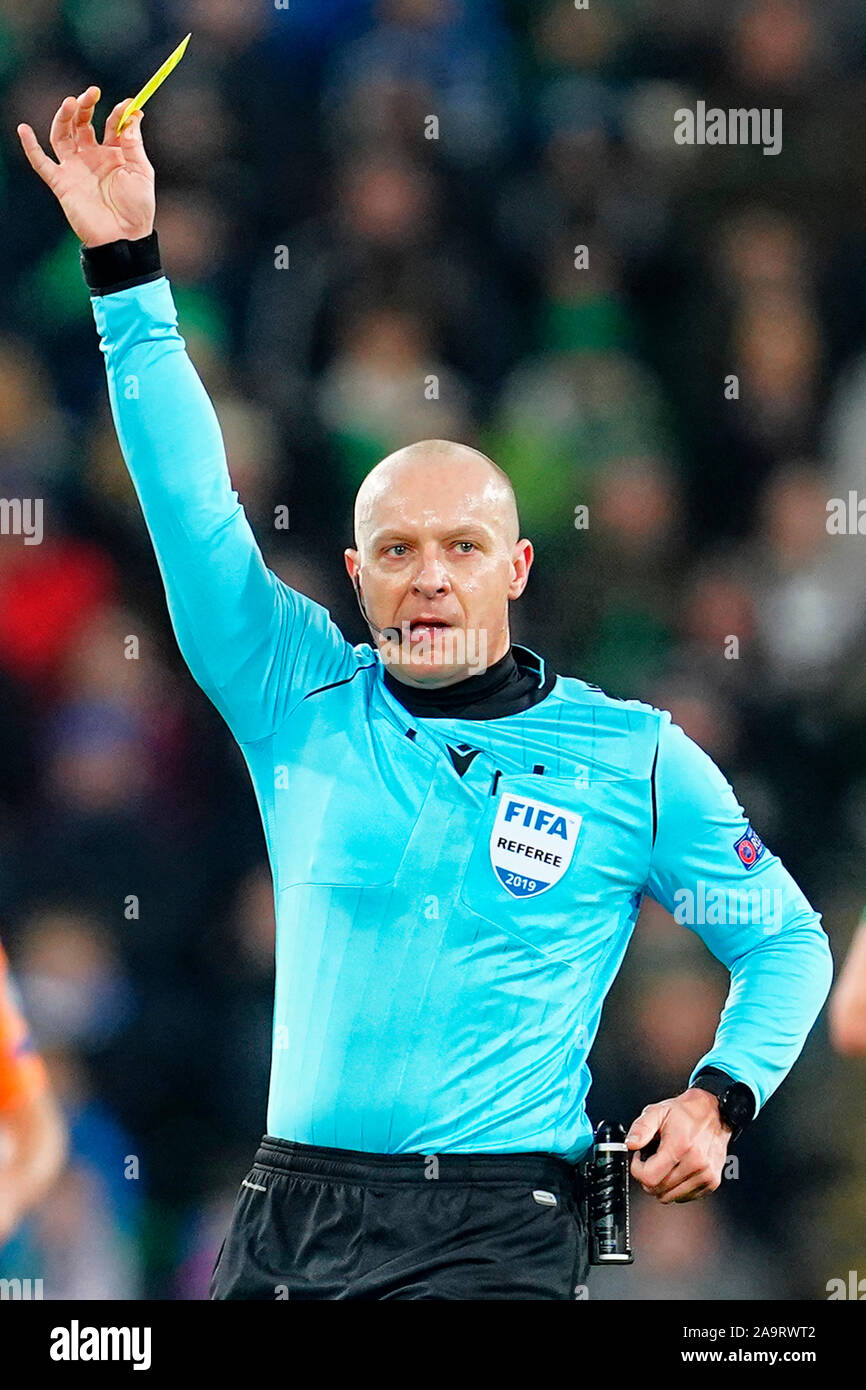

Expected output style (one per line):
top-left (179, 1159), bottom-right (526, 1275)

top-left (490, 795), bottom-right (582, 898)
top-left (733, 825), bottom-right (765, 870)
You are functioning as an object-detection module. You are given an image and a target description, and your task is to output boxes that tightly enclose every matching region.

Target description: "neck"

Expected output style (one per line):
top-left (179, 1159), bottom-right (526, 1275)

top-left (381, 645), bottom-right (553, 721)
top-left (385, 646), bottom-right (514, 700)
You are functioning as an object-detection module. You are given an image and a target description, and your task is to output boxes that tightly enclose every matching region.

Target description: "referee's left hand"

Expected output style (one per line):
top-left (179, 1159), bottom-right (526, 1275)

top-left (625, 1089), bottom-right (732, 1204)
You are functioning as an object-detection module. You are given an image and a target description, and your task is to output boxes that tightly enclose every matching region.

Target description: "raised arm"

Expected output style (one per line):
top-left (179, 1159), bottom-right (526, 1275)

top-left (18, 88), bottom-right (360, 744)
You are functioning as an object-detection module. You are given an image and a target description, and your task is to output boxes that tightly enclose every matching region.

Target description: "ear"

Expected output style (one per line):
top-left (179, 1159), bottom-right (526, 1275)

top-left (344, 547), bottom-right (360, 584)
top-left (508, 539), bottom-right (534, 600)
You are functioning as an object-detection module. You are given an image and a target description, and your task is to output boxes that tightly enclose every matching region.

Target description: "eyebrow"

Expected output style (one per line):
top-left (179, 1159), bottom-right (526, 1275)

top-left (369, 522), bottom-right (496, 548)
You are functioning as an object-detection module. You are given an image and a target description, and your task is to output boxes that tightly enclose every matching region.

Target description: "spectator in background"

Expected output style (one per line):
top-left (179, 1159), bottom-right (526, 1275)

top-left (322, 0), bottom-right (515, 171)
top-left (829, 906), bottom-right (866, 1056)
top-left (245, 148), bottom-right (517, 437)
top-left (318, 299), bottom-right (474, 490)
top-left (0, 938), bottom-right (66, 1246)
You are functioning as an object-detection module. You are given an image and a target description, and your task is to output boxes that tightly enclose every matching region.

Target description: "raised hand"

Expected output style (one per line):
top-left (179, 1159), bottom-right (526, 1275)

top-left (17, 86), bottom-right (155, 247)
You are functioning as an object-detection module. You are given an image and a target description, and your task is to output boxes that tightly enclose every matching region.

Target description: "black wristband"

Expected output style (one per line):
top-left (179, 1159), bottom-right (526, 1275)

top-left (691, 1066), bottom-right (736, 1093)
top-left (81, 230), bottom-right (163, 296)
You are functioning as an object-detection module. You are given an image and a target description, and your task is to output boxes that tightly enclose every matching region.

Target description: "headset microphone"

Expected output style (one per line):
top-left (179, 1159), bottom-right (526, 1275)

top-left (353, 575), bottom-right (400, 645)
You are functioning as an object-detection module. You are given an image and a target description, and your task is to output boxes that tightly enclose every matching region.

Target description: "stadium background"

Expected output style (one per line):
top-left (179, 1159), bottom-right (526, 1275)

top-left (1, 0), bottom-right (865, 1298)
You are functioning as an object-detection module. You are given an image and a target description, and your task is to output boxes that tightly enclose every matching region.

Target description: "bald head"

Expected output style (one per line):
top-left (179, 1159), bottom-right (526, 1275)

top-left (354, 439), bottom-right (520, 551)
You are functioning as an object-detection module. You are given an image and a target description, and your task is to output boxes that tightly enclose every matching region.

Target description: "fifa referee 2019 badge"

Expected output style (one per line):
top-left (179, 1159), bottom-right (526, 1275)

top-left (489, 795), bottom-right (582, 898)
top-left (733, 825), bottom-right (765, 870)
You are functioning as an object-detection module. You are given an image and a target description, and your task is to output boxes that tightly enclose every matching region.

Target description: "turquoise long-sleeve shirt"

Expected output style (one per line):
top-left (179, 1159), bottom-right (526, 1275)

top-left (92, 275), bottom-right (833, 1160)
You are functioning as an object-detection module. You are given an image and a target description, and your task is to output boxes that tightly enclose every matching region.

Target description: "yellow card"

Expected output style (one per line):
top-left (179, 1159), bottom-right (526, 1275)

top-left (117, 33), bottom-right (192, 133)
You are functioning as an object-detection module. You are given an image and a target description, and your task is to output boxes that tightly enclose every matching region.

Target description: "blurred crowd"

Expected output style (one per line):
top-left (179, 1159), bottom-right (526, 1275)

top-left (1, 0), bottom-right (866, 1299)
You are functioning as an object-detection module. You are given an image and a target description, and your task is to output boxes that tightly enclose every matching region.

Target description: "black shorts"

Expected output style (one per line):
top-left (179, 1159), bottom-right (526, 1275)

top-left (210, 1135), bottom-right (590, 1301)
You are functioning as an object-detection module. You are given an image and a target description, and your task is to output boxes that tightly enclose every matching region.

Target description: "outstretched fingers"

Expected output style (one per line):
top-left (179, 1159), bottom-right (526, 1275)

top-left (16, 123), bottom-right (57, 186)
top-left (19, 85), bottom-right (100, 182)
top-left (73, 86), bottom-right (101, 146)
top-left (49, 94), bottom-right (79, 160)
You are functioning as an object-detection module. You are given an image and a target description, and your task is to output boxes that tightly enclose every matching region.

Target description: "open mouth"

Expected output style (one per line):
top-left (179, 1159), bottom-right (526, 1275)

top-left (407, 619), bottom-right (452, 643)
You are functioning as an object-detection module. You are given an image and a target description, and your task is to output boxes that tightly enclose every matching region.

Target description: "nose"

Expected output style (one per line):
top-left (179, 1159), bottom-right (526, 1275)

top-left (412, 548), bottom-right (452, 598)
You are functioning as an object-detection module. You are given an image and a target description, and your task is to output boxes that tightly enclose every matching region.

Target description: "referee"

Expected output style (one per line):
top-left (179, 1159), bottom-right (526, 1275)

top-left (19, 91), bottom-right (834, 1301)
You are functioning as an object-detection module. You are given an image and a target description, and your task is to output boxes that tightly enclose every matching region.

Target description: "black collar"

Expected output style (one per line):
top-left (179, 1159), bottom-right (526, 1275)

top-left (382, 645), bottom-right (556, 721)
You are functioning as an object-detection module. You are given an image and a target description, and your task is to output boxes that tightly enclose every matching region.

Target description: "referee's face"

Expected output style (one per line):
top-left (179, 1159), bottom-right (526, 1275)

top-left (345, 441), bottom-right (533, 687)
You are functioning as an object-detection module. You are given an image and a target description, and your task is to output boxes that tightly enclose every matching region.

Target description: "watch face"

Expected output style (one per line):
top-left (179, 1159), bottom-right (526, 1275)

top-left (722, 1083), bottom-right (755, 1130)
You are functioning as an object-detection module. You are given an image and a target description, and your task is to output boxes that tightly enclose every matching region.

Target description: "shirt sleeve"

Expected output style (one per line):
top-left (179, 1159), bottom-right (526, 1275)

top-left (91, 275), bottom-right (364, 745)
top-left (0, 947), bottom-right (48, 1114)
top-left (645, 712), bottom-right (834, 1116)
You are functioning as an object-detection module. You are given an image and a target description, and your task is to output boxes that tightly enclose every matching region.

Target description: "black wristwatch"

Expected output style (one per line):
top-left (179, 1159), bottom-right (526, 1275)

top-left (690, 1067), bottom-right (756, 1143)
